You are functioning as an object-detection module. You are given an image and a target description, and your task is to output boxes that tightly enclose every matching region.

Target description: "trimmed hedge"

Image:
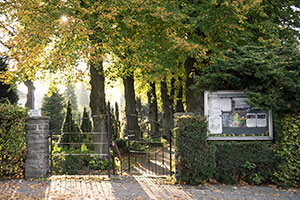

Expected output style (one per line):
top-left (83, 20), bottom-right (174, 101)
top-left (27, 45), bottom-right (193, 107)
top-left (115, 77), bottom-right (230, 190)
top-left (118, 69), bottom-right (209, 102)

top-left (274, 113), bottom-right (300, 185)
top-left (174, 115), bottom-right (216, 185)
top-left (212, 141), bottom-right (279, 185)
top-left (0, 103), bottom-right (28, 179)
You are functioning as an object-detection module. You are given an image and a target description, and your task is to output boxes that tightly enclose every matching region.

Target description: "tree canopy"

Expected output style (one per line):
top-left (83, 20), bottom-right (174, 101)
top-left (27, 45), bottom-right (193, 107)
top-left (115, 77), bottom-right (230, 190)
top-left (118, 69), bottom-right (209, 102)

top-left (0, 0), bottom-right (299, 116)
top-left (0, 57), bottom-right (18, 104)
top-left (195, 42), bottom-right (300, 113)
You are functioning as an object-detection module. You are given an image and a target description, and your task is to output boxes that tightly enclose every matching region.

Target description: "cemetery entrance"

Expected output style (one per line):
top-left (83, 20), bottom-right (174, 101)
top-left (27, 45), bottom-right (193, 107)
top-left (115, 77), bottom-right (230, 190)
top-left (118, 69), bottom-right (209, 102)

top-left (49, 113), bottom-right (174, 177)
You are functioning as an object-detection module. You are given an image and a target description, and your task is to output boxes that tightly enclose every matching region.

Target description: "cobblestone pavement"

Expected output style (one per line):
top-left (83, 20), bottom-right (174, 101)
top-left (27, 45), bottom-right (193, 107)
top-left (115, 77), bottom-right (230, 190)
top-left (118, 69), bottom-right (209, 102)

top-left (0, 175), bottom-right (299, 200)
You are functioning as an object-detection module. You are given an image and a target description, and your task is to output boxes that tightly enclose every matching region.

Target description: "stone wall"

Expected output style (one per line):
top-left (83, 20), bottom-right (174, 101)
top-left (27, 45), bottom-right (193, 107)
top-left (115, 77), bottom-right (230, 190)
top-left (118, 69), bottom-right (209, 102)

top-left (25, 116), bottom-right (50, 178)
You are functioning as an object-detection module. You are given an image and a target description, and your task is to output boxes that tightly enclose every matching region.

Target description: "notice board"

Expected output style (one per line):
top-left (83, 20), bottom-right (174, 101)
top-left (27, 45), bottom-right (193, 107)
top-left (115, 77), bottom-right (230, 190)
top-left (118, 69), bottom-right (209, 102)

top-left (204, 91), bottom-right (273, 140)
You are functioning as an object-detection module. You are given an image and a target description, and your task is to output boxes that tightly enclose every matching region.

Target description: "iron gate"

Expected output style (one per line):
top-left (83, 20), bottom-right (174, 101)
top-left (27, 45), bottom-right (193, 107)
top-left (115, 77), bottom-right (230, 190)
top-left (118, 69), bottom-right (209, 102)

top-left (126, 132), bottom-right (173, 176)
top-left (119, 114), bottom-right (174, 177)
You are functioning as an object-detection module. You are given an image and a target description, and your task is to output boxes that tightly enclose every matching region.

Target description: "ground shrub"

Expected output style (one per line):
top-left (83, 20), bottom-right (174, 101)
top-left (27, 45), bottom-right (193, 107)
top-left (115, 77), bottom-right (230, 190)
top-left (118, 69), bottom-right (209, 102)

top-left (52, 144), bottom-right (115, 175)
top-left (0, 103), bottom-right (28, 179)
top-left (174, 115), bottom-right (216, 185)
top-left (212, 141), bottom-right (279, 185)
top-left (274, 113), bottom-right (300, 186)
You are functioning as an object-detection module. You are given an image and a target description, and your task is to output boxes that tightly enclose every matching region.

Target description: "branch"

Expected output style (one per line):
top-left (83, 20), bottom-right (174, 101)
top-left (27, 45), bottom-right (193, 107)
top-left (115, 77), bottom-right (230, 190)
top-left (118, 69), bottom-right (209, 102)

top-left (0, 22), bottom-right (15, 37)
top-left (0, 40), bottom-right (12, 49)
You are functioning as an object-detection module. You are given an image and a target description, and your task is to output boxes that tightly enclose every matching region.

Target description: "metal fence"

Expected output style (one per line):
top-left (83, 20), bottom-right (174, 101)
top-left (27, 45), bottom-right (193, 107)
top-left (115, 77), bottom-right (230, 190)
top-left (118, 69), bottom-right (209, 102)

top-left (49, 112), bottom-right (174, 177)
top-left (49, 113), bottom-right (113, 177)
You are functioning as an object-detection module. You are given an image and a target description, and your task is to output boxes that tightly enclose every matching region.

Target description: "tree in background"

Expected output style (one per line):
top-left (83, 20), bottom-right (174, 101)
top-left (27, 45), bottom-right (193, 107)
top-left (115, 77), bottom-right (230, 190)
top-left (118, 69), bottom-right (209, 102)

top-left (114, 102), bottom-right (121, 139)
top-left (0, 57), bottom-right (18, 104)
top-left (41, 89), bottom-right (66, 132)
top-left (147, 82), bottom-right (159, 138)
top-left (107, 101), bottom-right (121, 140)
top-left (80, 106), bottom-right (92, 132)
top-left (65, 84), bottom-right (79, 122)
top-left (76, 83), bottom-right (90, 112)
top-left (80, 106), bottom-right (93, 146)
top-left (195, 43), bottom-right (300, 114)
top-left (61, 100), bottom-right (81, 149)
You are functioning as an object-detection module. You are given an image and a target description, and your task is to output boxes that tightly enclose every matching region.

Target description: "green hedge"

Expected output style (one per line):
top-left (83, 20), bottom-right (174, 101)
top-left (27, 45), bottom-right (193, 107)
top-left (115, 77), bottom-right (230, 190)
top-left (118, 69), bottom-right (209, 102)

top-left (174, 113), bottom-right (300, 186)
top-left (0, 103), bottom-right (28, 179)
top-left (212, 141), bottom-right (279, 185)
top-left (174, 115), bottom-right (216, 185)
top-left (274, 113), bottom-right (300, 185)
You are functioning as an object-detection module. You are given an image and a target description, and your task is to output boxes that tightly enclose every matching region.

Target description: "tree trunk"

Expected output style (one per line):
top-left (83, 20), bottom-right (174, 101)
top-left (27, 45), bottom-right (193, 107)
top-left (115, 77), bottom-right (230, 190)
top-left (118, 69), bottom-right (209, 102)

top-left (175, 77), bottom-right (185, 112)
top-left (123, 74), bottom-right (140, 140)
top-left (147, 82), bottom-right (159, 138)
top-left (24, 80), bottom-right (35, 109)
top-left (185, 57), bottom-right (204, 115)
top-left (160, 79), bottom-right (174, 140)
top-left (90, 61), bottom-right (108, 155)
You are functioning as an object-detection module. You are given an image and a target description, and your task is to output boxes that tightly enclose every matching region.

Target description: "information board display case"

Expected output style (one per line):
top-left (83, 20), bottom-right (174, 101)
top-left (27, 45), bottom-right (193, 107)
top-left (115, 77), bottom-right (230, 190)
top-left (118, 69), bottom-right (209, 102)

top-left (204, 91), bottom-right (273, 140)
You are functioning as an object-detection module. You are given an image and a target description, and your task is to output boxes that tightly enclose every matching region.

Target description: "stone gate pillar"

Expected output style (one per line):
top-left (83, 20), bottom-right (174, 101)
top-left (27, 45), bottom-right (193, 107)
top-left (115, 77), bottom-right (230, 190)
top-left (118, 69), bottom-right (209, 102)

top-left (25, 116), bottom-right (50, 178)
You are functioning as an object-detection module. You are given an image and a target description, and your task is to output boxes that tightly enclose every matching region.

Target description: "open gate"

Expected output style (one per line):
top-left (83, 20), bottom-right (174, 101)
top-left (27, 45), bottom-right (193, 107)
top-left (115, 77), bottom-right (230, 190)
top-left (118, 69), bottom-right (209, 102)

top-left (126, 132), bottom-right (173, 176)
top-left (116, 114), bottom-right (175, 177)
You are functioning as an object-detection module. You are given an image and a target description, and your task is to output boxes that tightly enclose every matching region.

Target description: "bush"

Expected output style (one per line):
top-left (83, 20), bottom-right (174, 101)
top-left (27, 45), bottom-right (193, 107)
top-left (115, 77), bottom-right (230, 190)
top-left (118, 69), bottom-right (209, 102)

top-left (0, 103), bottom-right (28, 179)
top-left (274, 113), bottom-right (300, 186)
top-left (52, 144), bottom-right (117, 175)
top-left (212, 141), bottom-right (279, 185)
top-left (174, 115), bottom-right (216, 185)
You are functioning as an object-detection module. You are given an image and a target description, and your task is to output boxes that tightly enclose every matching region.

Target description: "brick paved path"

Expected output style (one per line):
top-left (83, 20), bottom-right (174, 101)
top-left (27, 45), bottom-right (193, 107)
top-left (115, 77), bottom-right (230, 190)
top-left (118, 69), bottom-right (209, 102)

top-left (0, 176), bottom-right (299, 200)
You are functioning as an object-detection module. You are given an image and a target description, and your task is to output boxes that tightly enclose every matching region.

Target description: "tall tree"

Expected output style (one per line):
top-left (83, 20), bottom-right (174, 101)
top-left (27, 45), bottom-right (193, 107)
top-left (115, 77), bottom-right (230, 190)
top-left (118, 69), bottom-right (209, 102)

top-left (0, 0), bottom-right (115, 155)
top-left (80, 106), bottom-right (93, 144)
top-left (196, 43), bottom-right (300, 113)
top-left (41, 89), bottom-right (66, 133)
top-left (147, 82), bottom-right (159, 138)
top-left (123, 73), bottom-right (140, 140)
top-left (65, 83), bottom-right (79, 121)
top-left (0, 57), bottom-right (18, 104)
top-left (61, 100), bottom-right (81, 149)
top-left (175, 77), bottom-right (185, 113)
top-left (114, 102), bottom-right (121, 139)
top-left (160, 79), bottom-right (174, 139)
top-left (80, 106), bottom-right (92, 133)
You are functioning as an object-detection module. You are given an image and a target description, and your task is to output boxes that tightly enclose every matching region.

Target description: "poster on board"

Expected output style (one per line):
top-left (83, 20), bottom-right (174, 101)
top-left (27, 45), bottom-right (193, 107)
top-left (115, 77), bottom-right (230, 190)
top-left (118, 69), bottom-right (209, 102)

top-left (204, 91), bottom-right (273, 140)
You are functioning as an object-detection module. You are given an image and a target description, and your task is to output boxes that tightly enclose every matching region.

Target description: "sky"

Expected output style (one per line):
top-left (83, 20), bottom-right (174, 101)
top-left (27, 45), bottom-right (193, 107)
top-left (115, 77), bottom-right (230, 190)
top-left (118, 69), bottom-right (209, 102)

top-left (17, 68), bottom-right (124, 111)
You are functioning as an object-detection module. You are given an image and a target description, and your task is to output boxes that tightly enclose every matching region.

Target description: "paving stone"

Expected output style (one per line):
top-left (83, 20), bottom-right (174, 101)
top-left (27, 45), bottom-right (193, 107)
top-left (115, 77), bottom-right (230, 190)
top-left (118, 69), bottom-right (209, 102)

top-left (0, 176), bottom-right (299, 199)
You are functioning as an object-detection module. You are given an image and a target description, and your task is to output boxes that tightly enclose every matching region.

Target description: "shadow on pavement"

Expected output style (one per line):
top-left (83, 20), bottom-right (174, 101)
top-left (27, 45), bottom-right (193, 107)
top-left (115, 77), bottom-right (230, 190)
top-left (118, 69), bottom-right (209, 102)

top-left (0, 179), bottom-right (48, 199)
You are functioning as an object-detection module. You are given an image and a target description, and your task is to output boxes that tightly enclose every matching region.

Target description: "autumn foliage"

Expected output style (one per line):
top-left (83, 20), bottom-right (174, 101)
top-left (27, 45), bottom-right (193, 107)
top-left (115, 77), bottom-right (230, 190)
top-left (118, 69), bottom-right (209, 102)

top-left (0, 103), bottom-right (28, 179)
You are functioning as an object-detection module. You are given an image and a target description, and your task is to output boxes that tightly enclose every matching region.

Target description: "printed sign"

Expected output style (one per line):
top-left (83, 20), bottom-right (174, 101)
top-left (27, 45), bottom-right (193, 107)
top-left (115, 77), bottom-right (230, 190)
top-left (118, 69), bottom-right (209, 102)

top-left (29, 109), bottom-right (42, 117)
top-left (204, 91), bottom-right (273, 140)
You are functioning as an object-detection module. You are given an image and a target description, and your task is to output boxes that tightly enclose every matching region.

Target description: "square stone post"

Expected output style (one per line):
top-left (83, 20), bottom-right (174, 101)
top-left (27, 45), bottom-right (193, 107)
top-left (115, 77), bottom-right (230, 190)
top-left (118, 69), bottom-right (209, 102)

top-left (25, 116), bottom-right (50, 178)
